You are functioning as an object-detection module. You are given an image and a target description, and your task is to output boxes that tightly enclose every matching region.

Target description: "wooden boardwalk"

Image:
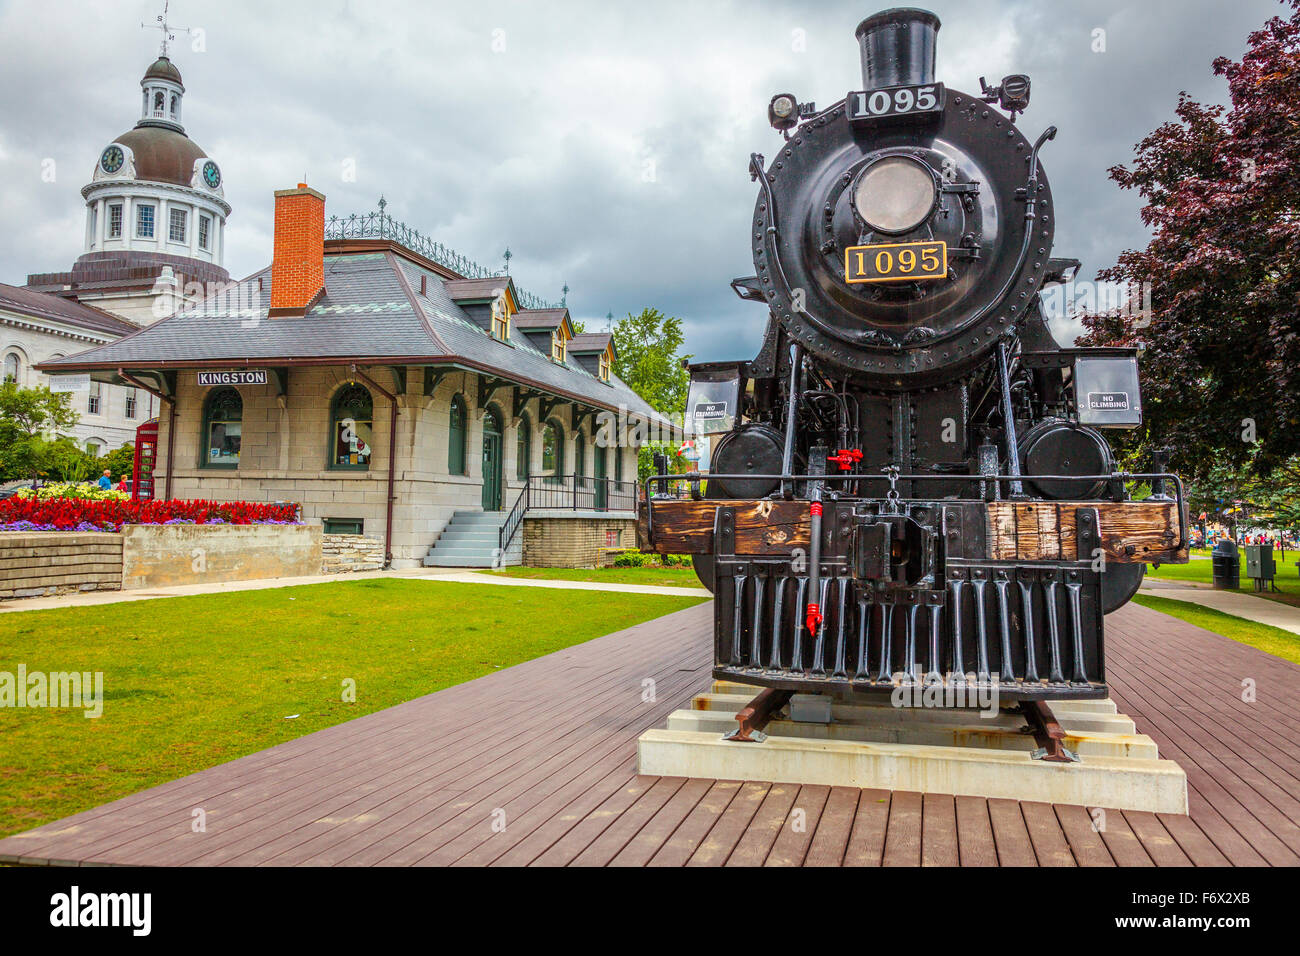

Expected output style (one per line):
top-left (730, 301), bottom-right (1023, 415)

top-left (1, 601), bottom-right (1296, 866)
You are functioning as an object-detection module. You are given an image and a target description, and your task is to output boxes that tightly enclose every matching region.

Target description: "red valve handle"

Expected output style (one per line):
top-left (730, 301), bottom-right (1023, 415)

top-left (827, 448), bottom-right (863, 471)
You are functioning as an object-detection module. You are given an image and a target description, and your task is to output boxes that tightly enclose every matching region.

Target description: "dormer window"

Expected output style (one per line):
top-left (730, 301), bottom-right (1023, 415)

top-left (490, 293), bottom-right (510, 341)
top-left (552, 331), bottom-right (566, 363)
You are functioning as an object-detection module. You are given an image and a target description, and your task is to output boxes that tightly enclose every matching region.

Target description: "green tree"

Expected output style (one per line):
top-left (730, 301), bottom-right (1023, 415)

top-left (611, 308), bottom-right (691, 414)
top-left (0, 383), bottom-right (79, 480)
top-left (100, 443), bottom-right (136, 482)
top-left (608, 308), bottom-right (692, 481)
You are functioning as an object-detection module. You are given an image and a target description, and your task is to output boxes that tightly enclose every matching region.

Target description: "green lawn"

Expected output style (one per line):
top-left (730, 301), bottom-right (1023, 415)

top-left (491, 566), bottom-right (706, 588)
top-left (1148, 548), bottom-right (1300, 604)
top-left (1133, 594), bottom-right (1300, 666)
top-left (0, 579), bottom-right (707, 838)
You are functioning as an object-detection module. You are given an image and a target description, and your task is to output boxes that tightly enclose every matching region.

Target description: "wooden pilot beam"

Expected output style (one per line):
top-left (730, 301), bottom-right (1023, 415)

top-left (985, 500), bottom-right (1185, 563)
top-left (639, 498), bottom-right (1185, 563)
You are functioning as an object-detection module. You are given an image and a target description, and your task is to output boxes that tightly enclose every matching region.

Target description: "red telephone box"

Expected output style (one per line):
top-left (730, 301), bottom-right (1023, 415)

top-left (133, 418), bottom-right (159, 501)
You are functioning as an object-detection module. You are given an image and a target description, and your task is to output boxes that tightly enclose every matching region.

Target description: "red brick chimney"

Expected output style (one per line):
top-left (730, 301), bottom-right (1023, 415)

top-left (268, 183), bottom-right (326, 317)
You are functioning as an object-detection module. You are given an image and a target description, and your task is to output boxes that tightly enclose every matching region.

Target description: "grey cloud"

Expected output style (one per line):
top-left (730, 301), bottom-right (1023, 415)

top-left (0, 0), bottom-right (1283, 361)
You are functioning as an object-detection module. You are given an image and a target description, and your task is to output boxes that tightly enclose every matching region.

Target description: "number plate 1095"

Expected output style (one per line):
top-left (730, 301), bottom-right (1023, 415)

top-left (845, 240), bottom-right (947, 284)
top-left (847, 83), bottom-right (945, 122)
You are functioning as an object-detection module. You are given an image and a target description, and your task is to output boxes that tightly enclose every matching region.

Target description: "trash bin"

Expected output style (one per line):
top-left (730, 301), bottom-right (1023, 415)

top-left (1211, 540), bottom-right (1240, 590)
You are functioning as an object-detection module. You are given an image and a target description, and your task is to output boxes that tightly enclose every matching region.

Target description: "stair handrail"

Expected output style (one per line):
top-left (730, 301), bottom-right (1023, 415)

top-left (499, 478), bottom-right (530, 558)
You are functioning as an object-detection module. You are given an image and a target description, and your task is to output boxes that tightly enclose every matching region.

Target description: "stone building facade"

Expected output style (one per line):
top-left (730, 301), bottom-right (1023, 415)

top-left (42, 185), bottom-right (675, 568)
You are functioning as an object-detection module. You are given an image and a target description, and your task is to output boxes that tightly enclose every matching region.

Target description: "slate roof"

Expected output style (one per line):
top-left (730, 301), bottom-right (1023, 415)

top-left (569, 332), bottom-right (614, 354)
top-left (512, 310), bottom-right (568, 330)
top-left (443, 277), bottom-right (512, 301)
top-left (39, 247), bottom-right (675, 429)
top-left (0, 281), bottom-right (138, 337)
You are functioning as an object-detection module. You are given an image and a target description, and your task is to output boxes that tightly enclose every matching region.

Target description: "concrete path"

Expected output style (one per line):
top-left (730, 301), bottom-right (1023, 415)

top-left (433, 570), bottom-right (710, 597)
top-left (0, 566), bottom-right (465, 614)
top-left (0, 566), bottom-right (708, 614)
top-left (1138, 577), bottom-right (1300, 636)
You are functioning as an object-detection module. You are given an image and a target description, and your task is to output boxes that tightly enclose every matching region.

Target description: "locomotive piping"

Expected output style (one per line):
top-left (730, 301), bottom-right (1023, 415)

top-left (996, 339), bottom-right (1027, 498)
top-left (780, 341), bottom-right (803, 498)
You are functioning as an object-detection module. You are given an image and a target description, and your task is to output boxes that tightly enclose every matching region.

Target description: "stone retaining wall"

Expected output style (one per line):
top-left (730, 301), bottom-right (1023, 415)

top-left (523, 514), bottom-right (637, 568)
top-left (121, 524), bottom-right (322, 590)
top-left (322, 533), bottom-right (385, 573)
top-left (0, 532), bottom-right (124, 599)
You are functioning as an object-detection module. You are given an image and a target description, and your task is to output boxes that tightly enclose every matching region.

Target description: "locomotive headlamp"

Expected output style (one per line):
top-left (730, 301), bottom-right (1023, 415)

top-left (852, 156), bottom-right (938, 234)
top-left (768, 93), bottom-right (799, 131)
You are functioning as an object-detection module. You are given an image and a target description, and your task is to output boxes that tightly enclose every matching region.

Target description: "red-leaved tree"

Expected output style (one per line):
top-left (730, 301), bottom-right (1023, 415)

top-left (1080, 0), bottom-right (1300, 480)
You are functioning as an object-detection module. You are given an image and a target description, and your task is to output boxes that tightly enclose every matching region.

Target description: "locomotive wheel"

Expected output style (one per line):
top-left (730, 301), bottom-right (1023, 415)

top-left (692, 553), bottom-right (716, 593)
top-left (1102, 562), bottom-right (1145, 614)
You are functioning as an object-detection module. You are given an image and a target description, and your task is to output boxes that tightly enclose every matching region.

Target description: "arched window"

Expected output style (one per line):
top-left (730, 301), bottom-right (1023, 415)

top-left (541, 420), bottom-right (564, 481)
top-left (153, 91), bottom-right (165, 117)
top-left (169, 93), bottom-right (178, 118)
top-left (331, 383), bottom-right (373, 470)
top-left (516, 413), bottom-right (531, 481)
top-left (202, 387), bottom-right (242, 468)
top-left (3, 352), bottom-right (20, 383)
top-left (574, 429), bottom-right (586, 487)
top-left (448, 394), bottom-right (467, 475)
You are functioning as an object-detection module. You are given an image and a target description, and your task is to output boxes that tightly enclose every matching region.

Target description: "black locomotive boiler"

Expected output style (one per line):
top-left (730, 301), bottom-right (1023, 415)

top-left (640, 8), bottom-right (1188, 716)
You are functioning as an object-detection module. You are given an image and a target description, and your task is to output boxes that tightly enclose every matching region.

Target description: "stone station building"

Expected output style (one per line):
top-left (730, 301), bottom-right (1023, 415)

top-left (41, 186), bottom-right (677, 568)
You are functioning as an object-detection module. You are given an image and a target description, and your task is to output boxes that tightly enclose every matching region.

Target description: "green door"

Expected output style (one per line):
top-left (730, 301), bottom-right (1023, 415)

top-left (593, 444), bottom-right (607, 510)
top-left (481, 411), bottom-right (502, 511)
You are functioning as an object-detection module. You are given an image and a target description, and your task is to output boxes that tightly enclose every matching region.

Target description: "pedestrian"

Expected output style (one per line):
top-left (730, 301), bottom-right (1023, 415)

top-left (97, 468), bottom-right (112, 490)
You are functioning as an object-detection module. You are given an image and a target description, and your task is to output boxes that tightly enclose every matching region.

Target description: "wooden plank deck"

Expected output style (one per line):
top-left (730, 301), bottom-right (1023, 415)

top-left (1, 600), bottom-right (1296, 866)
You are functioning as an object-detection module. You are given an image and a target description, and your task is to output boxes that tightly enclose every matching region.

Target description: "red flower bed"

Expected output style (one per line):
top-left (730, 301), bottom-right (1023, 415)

top-left (0, 497), bottom-right (300, 532)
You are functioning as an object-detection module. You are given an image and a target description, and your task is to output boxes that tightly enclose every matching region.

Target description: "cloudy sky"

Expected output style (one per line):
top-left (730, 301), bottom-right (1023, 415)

top-left (0, 0), bottom-right (1283, 360)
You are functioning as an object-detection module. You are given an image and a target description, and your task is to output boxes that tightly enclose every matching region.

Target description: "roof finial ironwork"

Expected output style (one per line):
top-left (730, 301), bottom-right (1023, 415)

top-left (502, 247), bottom-right (512, 275)
top-left (561, 283), bottom-right (569, 307)
top-left (142, 0), bottom-right (189, 57)
top-left (606, 310), bottom-right (614, 332)
top-left (324, 206), bottom-right (560, 309)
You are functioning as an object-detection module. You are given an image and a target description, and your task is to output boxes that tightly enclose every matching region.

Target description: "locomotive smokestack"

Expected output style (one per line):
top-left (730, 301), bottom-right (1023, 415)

top-left (855, 7), bottom-right (941, 89)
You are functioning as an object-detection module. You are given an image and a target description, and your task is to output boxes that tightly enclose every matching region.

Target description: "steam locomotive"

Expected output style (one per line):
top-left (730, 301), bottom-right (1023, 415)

top-left (640, 8), bottom-right (1187, 715)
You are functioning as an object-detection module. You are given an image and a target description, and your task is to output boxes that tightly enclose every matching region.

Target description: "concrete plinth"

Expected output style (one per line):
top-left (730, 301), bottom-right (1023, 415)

top-left (637, 682), bottom-right (1188, 814)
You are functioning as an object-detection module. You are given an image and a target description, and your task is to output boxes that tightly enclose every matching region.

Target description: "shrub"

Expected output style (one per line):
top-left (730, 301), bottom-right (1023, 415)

top-left (14, 482), bottom-right (130, 502)
top-left (0, 497), bottom-right (300, 533)
top-left (613, 550), bottom-right (651, 567)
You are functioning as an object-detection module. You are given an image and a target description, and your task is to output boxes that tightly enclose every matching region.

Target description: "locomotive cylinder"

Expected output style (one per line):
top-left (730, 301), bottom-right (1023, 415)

top-left (855, 7), bottom-right (941, 90)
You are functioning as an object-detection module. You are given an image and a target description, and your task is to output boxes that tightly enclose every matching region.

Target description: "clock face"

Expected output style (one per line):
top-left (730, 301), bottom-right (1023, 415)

top-left (202, 160), bottom-right (221, 189)
top-left (99, 145), bottom-right (124, 174)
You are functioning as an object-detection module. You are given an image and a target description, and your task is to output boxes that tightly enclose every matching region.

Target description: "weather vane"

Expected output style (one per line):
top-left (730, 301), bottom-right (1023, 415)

top-left (561, 283), bottom-right (569, 307)
top-left (606, 311), bottom-right (613, 332)
top-left (142, 1), bottom-right (191, 57)
top-left (502, 248), bottom-right (512, 275)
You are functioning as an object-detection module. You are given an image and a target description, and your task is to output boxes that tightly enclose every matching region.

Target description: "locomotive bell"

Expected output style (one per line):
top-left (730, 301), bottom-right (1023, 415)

top-left (855, 7), bottom-right (941, 90)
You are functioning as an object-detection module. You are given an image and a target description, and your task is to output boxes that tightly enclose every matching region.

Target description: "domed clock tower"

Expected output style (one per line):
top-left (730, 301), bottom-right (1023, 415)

top-left (25, 52), bottom-right (232, 326)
